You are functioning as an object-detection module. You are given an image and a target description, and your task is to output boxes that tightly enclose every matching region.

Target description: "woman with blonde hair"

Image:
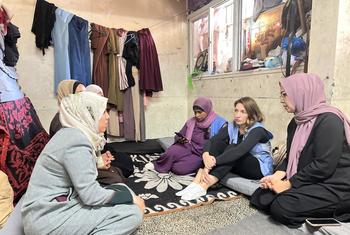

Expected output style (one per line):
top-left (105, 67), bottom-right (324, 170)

top-left (178, 97), bottom-right (274, 200)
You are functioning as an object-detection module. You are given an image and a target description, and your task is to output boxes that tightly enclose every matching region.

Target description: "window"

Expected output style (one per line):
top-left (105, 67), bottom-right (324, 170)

top-left (189, 0), bottom-right (284, 76)
top-left (192, 15), bottom-right (209, 73)
top-left (241, 0), bottom-right (284, 70)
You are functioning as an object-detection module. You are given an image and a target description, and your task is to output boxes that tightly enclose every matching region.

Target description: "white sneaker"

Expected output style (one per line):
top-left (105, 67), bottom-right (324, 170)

top-left (175, 182), bottom-right (196, 196)
top-left (181, 184), bottom-right (207, 201)
top-left (144, 162), bottom-right (154, 170)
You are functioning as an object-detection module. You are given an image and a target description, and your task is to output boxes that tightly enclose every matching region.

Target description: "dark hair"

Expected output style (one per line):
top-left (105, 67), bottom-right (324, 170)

top-left (234, 97), bottom-right (264, 128)
top-left (73, 81), bottom-right (84, 94)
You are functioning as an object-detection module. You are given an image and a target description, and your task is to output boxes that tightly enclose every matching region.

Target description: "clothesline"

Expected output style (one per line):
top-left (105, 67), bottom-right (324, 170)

top-left (46, 0), bottom-right (187, 36)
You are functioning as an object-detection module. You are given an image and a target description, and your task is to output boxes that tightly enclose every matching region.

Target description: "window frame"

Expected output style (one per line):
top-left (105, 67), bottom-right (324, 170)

top-left (188, 0), bottom-right (239, 77)
top-left (188, 0), bottom-right (285, 79)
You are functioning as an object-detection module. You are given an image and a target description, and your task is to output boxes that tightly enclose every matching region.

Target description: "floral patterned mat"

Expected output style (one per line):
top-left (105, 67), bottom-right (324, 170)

top-left (125, 153), bottom-right (238, 216)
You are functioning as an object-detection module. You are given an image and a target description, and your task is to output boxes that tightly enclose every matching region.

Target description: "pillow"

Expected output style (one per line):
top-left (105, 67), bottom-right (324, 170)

top-left (157, 137), bottom-right (174, 151)
top-left (220, 173), bottom-right (260, 196)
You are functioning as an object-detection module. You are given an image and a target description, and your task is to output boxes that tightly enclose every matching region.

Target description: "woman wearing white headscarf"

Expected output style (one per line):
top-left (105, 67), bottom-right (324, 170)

top-left (22, 92), bottom-right (144, 235)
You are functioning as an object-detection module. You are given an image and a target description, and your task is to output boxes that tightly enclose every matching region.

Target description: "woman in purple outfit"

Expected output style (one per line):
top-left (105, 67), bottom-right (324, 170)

top-left (146, 97), bottom-right (226, 175)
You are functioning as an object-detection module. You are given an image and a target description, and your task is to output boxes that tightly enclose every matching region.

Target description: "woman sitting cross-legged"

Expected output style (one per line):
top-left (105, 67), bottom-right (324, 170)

top-left (251, 73), bottom-right (350, 228)
top-left (147, 97), bottom-right (226, 175)
top-left (178, 97), bottom-right (273, 200)
top-left (22, 92), bottom-right (144, 235)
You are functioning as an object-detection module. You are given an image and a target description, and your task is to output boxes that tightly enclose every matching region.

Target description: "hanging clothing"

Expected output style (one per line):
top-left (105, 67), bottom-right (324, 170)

top-left (119, 68), bottom-right (145, 142)
top-left (90, 23), bottom-right (110, 96)
top-left (139, 92), bottom-right (146, 141)
top-left (131, 67), bottom-right (141, 141)
top-left (0, 50), bottom-right (23, 103)
top-left (51, 8), bottom-right (74, 92)
top-left (107, 29), bottom-right (123, 110)
top-left (123, 87), bottom-right (135, 141)
top-left (0, 7), bottom-right (10, 36)
top-left (0, 97), bottom-right (50, 203)
top-left (118, 111), bottom-right (124, 137)
top-left (107, 107), bottom-right (120, 137)
top-left (117, 29), bottom-right (129, 91)
top-left (122, 31), bottom-right (139, 88)
top-left (137, 28), bottom-right (163, 96)
top-left (68, 15), bottom-right (91, 86)
top-left (4, 22), bottom-right (20, 67)
top-left (31, 0), bottom-right (57, 54)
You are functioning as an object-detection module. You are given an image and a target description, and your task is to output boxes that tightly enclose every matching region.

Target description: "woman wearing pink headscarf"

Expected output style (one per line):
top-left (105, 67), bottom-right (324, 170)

top-left (148, 97), bottom-right (226, 175)
top-left (251, 73), bottom-right (350, 227)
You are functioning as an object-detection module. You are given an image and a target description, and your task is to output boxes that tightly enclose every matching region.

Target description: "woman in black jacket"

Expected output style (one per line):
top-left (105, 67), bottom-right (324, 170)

top-left (251, 73), bottom-right (350, 227)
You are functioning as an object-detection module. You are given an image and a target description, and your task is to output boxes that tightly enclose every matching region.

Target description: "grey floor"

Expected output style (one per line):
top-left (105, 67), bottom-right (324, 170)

top-left (135, 196), bottom-right (257, 235)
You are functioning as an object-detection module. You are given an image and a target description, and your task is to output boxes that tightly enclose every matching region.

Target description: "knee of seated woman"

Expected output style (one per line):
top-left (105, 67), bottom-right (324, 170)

top-left (130, 204), bottom-right (144, 226)
top-left (117, 204), bottom-right (143, 228)
top-left (269, 198), bottom-right (300, 226)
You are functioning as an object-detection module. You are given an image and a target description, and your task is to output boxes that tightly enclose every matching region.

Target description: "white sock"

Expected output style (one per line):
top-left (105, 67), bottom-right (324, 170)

top-left (181, 183), bottom-right (207, 201)
top-left (175, 182), bottom-right (197, 196)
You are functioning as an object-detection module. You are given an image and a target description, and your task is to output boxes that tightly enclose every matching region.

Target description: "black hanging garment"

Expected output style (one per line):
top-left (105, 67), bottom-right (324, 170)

top-left (122, 31), bottom-right (139, 87)
top-left (31, 0), bottom-right (57, 55)
top-left (4, 22), bottom-right (20, 67)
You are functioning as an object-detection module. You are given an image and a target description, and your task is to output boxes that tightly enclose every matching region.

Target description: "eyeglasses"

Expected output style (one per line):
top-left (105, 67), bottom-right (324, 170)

top-left (280, 92), bottom-right (287, 98)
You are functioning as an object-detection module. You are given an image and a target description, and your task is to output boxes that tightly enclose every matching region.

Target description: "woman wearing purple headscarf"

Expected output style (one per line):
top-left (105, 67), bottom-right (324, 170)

top-left (148, 97), bottom-right (226, 175)
top-left (251, 73), bottom-right (350, 228)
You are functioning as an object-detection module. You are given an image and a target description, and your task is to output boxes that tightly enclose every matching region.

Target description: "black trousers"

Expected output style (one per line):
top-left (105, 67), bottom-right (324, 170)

top-left (210, 153), bottom-right (264, 180)
top-left (251, 184), bottom-right (341, 228)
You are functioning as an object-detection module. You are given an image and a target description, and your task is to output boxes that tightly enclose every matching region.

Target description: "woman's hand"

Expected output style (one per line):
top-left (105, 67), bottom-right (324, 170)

top-left (260, 171), bottom-right (286, 189)
top-left (270, 179), bottom-right (291, 194)
top-left (133, 195), bottom-right (145, 216)
top-left (202, 152), bottom-right (216, 170)
top-left (260, 171), bottom-right (291, 194)
top-left (101, 151), bottom-right (115, 169)
top-left (202, 167), bottom-right (212, 184)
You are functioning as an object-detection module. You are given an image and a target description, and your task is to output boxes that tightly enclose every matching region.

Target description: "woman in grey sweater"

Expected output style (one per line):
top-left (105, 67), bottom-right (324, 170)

top-left (22, 92), bottom-right (144, 235)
